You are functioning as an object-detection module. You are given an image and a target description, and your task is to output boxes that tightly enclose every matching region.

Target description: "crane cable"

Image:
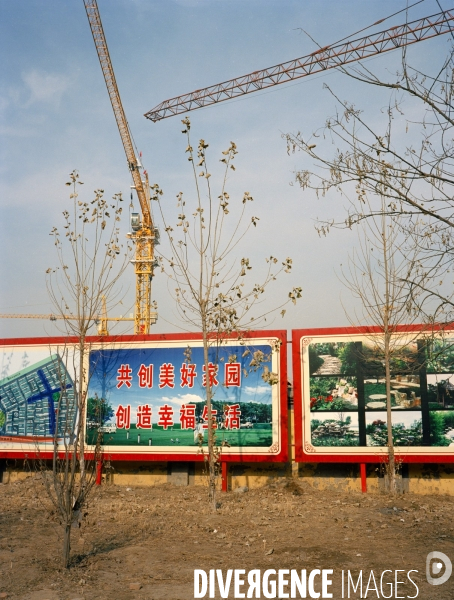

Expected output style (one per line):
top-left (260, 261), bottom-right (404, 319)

top-left (326, 0), bottom-right (429, 48)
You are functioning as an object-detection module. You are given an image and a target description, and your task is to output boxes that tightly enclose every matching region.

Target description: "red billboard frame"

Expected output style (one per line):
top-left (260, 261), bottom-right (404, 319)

top-left (0, 330), bottom-right (288, 463)
top-left (293, 325), bottom-right (454, 464)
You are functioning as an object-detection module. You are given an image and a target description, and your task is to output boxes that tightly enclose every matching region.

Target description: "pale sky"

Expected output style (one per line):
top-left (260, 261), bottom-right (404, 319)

top-left (0, 0), bottom-right (450, 339)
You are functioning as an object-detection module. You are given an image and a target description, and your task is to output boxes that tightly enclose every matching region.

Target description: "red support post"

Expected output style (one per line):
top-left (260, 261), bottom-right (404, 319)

top-left (221, 461), bottom-right (228, 492)
top-left (96, 460), bottom-right (102, 486)
top-left (360, 463), bottom-right (367, 493)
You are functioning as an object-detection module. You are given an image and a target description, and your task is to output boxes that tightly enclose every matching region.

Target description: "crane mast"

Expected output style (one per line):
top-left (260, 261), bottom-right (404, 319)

top-left (83, 0), bottom-right (156, 334)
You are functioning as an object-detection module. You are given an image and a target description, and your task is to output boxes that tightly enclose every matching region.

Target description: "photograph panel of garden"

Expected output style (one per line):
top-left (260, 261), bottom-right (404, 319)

top-left (306, 336), bottom-right (454, 448)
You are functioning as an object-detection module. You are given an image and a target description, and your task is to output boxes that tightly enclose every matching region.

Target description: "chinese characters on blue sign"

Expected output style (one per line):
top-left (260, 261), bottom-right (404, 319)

top-left (87, 343), bottom-right (277, 451)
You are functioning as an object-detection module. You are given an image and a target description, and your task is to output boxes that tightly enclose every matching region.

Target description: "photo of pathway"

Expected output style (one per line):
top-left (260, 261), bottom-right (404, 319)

top-left (313, 355), bottom-right (342, 375)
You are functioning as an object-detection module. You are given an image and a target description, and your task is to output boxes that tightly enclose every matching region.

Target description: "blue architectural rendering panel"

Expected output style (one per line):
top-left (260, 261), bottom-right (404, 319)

top-left (0, 354), bottom-right (76, 439)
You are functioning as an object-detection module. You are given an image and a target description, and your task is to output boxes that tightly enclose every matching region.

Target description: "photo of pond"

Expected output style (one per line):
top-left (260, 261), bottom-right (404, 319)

top-left (365, 411), bottom-right (423, 447)
top-left (310, 412), bottom-right (359, 447)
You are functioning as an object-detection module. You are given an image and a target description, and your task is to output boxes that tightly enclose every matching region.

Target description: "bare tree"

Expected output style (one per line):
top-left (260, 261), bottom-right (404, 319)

top-left (284, 42), bottom-right (454, 320)
top-left (40, 170), bottom-right (131, 567)
top-left (341, 196), bottom-right (423, 494)
top-left (152, 119), bottom-right (301, 510)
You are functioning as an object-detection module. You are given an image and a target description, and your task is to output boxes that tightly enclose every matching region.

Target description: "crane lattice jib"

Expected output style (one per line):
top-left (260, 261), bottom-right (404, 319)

top-left (83, 0), bottom-right (151, 227)
top-left (145, 9), bottom-right (454, 122)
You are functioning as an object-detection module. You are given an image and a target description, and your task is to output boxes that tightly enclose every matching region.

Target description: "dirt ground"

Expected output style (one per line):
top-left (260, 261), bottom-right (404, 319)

top-left (0, 476), bottom-right (453, 600)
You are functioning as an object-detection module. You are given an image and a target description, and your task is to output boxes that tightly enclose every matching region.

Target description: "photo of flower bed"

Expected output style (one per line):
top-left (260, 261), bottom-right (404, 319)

top-left (365, 411), bottom-right (423, 446)
top-left (309, 376), bottom-right (358, 411)
top-left (310, 413), bottom-right (359, 446)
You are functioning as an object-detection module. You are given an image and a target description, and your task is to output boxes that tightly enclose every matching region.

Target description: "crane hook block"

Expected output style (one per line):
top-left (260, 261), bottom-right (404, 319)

top-left (131, 213), bottom-right (141, 231)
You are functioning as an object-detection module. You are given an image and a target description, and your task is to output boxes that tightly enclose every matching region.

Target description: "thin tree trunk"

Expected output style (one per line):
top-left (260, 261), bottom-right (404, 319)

top-left (202, 321), bottom-right (217, 512)
top-left (382, 208), bottom-right (396, 495)
top-left (63, 522), bottom-right (71, 568)
top-left (78, 341), bottom-right (86, 486)
top-left (384, 332), bottom-right (396, 494)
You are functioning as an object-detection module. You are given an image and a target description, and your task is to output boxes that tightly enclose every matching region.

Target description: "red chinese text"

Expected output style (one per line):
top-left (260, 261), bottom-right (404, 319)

top-left (116, 364), bottom-right (132, 389)
top-left (159, 363), bottom-right (175, 389)
top-left (202, 362), bottom-right (219, 388)
top-left (136, 404), bottom-right (152, 429)
top-left (180, 403), bottom-right (196, 429)
top-left (225, 363), bottom-right (241, 387)
top-left (158, 404), bottom-right (174, 429)
top-left (180, 363), bottom-right (197, 388)
top-left (202, 405), bottom-right (218, 429)
top-left (224, 403), bottom-right (241, 429)
top-left (137, 364), bottom-right (153, 388)
top-left (115, 404), bottom-right (131, 429)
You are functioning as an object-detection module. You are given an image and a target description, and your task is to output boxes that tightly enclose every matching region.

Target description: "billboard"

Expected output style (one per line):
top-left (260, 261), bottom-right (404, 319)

top-left (0, 331), bottom-right (287, 462)
top-left (293, 326), bottom-right (454, 463)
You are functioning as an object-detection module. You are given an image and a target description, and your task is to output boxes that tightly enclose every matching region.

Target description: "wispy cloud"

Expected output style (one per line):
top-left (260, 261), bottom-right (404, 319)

top-left (161, 392), bottom-right (205, 407)
top-left (22, 70), bottom-right (71, 106)
top-left (244, 385), bottom-right (270, 396)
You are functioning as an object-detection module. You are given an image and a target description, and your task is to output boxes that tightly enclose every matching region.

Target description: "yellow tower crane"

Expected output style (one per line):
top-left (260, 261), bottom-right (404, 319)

top-left (83, 0), bottom-right (157, 334)
top-left (0, 297), bottom-right (132, 337)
